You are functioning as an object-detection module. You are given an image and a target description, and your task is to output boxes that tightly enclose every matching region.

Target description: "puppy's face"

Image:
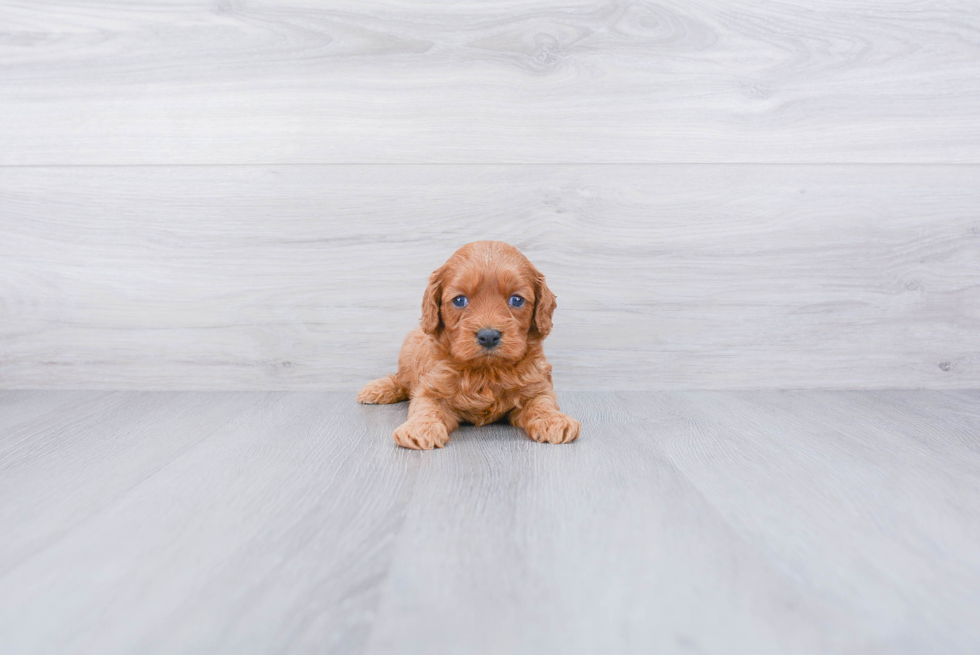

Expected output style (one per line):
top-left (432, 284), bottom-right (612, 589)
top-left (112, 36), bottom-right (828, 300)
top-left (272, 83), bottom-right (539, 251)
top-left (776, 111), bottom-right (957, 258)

top-left (421, 242), bottom-right (556, 365)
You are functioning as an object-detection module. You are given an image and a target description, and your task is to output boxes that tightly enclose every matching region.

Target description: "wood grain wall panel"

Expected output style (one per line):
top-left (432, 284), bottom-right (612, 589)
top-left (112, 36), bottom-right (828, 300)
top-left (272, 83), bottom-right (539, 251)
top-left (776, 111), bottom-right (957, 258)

top-left (2, 164), bottom-right (977, 389)
top-left (1, 0), bottom-right (979, 164)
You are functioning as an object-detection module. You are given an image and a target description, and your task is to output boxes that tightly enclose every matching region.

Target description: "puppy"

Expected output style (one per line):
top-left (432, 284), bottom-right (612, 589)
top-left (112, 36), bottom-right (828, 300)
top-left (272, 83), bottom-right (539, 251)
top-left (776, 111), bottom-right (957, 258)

top-left (357, 241), bottom-right (580, 450)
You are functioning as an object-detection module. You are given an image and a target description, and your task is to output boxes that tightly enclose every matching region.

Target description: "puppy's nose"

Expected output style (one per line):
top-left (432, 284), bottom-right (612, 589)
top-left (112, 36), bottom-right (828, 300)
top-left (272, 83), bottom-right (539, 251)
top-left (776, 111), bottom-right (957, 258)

top-left (476, 328), bottom-right (502, 349)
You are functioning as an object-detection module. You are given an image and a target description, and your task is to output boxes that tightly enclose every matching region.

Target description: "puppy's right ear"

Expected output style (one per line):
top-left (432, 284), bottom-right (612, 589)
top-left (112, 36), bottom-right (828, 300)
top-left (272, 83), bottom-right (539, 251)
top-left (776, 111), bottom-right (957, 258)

top-left (420, 265), bottom-right (446, 335)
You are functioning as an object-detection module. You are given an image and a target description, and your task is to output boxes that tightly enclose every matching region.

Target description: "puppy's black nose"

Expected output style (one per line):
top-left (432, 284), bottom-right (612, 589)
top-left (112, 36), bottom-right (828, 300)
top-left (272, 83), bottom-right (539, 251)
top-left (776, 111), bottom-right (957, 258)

top-left (477, 328), bottom-right (502, 349)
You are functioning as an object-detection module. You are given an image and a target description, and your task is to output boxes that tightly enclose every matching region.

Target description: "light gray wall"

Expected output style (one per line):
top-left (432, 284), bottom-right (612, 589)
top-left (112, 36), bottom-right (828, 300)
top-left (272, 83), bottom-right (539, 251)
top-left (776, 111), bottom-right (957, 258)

top-left (1, 1), bottom-right (978, 390)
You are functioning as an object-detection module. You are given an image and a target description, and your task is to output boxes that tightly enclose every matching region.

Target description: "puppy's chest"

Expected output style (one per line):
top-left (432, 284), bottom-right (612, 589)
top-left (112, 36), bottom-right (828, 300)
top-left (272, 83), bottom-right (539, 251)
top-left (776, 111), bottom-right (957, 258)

top-left (452, 373), bottom-right (519, 425)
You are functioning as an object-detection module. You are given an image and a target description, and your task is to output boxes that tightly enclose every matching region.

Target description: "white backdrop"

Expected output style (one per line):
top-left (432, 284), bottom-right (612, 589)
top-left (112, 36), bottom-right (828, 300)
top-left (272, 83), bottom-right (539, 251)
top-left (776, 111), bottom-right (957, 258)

top-left (2, 0), bottom-right (978, 389)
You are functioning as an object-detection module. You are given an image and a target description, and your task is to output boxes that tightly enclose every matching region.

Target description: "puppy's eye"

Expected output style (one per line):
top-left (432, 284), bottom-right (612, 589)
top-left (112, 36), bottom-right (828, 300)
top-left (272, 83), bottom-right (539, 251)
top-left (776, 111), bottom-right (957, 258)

top-left (452, 295), bottom-right (468, 308)
top-left (509, 295), bottom-right (525, 308)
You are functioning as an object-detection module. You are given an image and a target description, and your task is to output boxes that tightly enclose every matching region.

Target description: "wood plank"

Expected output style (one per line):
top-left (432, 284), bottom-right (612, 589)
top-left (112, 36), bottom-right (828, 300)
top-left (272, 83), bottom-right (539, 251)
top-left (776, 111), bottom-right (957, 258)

top-left (1, 391), bottom-right (977, 652)
top-left (637, 390), bottom-right (980, 653)
top-left (365, 390), bottom-right (980, 653)
top-left (0, 391), bottom-right (250, 575)
top-left (2, 164), bottom-right (978, 390)
top-left (0, 392), bottom-right (418, 655)
top-left (364, 391), bottom-right (859, 655)
top-left (2, 1), bottom-right (980, 164)
top-left (0, 390), bottom-right (113, 435)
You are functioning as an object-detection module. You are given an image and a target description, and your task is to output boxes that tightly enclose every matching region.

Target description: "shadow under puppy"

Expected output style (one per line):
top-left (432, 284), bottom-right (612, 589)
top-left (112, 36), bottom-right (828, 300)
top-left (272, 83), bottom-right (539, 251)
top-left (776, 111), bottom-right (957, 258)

top-left (358, 241), bottom-right (580, 449)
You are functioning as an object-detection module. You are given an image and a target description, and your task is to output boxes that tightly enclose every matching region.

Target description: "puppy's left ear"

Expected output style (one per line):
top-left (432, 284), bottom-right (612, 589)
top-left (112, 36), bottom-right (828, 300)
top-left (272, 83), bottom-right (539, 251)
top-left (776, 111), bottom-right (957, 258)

top-left (530, 268), bottom-right (557, 339)
top-left (420, 265), bottom-right (446, 335)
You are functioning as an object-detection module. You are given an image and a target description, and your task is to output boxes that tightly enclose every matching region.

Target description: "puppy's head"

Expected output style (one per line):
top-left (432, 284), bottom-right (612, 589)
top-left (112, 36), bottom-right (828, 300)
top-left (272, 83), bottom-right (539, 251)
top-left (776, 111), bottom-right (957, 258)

top-left (420, 241), bottom-right (556, 364)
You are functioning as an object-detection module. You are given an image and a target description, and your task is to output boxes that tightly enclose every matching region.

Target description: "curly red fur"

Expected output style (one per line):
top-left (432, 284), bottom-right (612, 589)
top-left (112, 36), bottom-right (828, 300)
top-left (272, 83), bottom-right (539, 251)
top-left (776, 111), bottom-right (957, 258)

top-left (357, 241), bottom-right (580, 449)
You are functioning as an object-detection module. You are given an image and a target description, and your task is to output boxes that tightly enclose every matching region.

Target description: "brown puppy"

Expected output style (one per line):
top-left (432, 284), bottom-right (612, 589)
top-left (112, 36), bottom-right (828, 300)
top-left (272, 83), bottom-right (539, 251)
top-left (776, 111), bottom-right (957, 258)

top-left (357, 241), bottom-right (580, 450)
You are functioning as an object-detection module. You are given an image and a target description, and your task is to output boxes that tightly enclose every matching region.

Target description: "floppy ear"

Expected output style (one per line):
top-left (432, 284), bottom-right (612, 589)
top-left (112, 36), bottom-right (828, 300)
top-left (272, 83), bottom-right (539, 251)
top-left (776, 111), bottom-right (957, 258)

top-left (530, 269), bottom-right (557, 339)
top-left (420, 266), bottom-right (445, 335)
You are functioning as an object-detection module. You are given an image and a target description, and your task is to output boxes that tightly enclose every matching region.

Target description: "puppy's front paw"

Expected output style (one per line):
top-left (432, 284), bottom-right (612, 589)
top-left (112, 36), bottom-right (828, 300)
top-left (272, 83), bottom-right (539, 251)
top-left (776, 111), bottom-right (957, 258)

top-left (357, 376), bottom-right (407, 405)
top-left (393, 420), bottom-right (450, 450)
top-left (525, 413), bottom-right (580, 444)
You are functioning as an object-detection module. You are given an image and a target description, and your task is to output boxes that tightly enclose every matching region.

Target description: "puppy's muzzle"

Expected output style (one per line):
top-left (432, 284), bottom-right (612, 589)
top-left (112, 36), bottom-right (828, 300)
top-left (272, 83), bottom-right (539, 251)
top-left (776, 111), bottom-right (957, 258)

top-left (476, 328), bottom-right (502, 349)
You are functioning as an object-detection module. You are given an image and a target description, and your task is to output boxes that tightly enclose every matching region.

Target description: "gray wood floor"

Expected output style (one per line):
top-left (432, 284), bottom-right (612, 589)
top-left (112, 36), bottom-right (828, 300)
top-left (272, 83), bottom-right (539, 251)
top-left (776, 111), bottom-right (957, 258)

top-left (2, 390), bottom-right (979, 654)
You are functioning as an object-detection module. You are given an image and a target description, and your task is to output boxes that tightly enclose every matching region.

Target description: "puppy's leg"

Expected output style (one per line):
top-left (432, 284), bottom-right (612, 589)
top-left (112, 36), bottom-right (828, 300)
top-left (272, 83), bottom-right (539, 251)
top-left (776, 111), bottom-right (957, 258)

top-left (393, 394), bottom-right (458, 450)
top-left (357, 374), bottom-right (408, 405)
top-left (511, 393), bottom-right (580, 444)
